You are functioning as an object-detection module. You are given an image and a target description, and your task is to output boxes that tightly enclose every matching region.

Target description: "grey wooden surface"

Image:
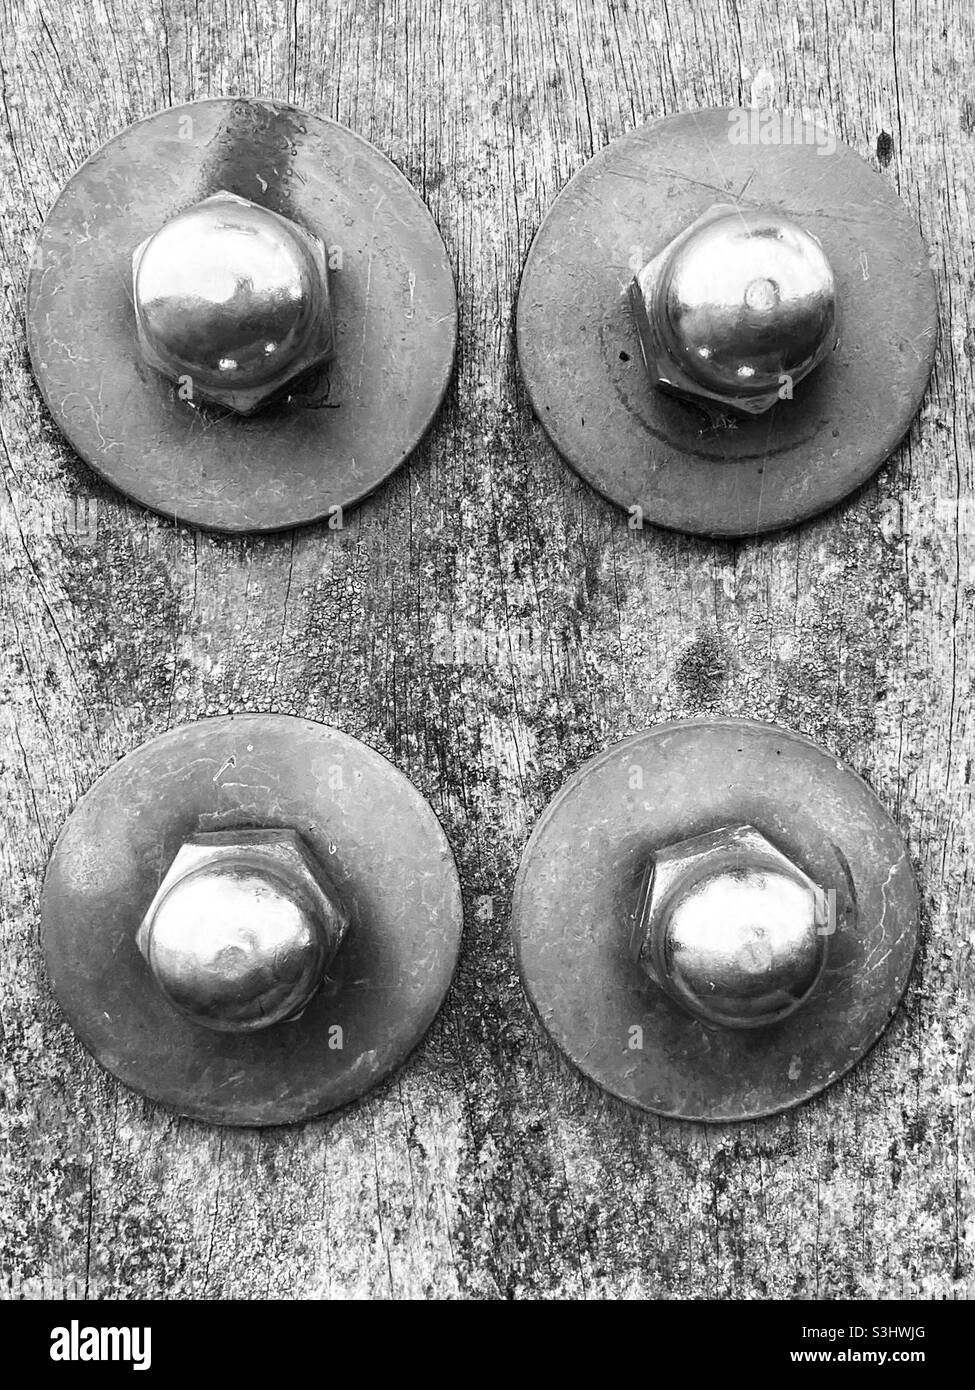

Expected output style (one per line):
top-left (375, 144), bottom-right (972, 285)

top-left (0, 0), bottom-right (972, 1298)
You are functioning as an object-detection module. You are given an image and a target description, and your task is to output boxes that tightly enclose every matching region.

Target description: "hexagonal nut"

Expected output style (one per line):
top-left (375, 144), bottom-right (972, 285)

top-left (136, 828), bottom-right (349, 1032)
top-left (630, 203), bottom-right (838, 417)
top-left (132, 191), bottom-right (334, 414)
top-left (630, 824), bottom-right (830, 1029)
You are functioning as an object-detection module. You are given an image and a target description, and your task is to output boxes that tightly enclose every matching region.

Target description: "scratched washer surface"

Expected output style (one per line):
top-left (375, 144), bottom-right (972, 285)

top-left (42, 715), bottom-right (463, 1125)
top-left (512, 719), bottom-right (919, 1121)
top-left (27, 98), bottom-right (457, 532)
top-left (516, 108), bottom-right (938, 537)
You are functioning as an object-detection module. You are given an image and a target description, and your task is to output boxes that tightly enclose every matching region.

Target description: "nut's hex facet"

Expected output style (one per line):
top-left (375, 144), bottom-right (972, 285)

top-left (136, 828), bottom-right (348, 1033)
top-left (630, 204), bottom-right (838, 416)
top-left (632, 823), bottom-right (829, 1029)
top-left (132, 192), bottom-right (334, 415)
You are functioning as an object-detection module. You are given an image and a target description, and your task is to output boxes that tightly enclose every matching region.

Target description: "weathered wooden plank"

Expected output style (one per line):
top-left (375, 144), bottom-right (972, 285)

top-left (0, 0), bottom-right (972, 1297)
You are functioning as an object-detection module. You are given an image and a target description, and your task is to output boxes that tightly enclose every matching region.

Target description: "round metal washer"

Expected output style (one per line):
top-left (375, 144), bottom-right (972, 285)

top-left (516, 108), bottom-right (937, 538)
top-left (42, 715), bottom-right (463, 1125)
top-left (512, 718), bottom-right (919, 1121)
top-left (27, 98), bottom-right (457, 533)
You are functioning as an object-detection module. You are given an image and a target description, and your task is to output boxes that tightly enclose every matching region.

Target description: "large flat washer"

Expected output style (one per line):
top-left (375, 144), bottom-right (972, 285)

top-left (27, 98), bottom-right (457, 532)
top-left (42, 715), bottom-right (463, 1125)
top-left (512, 718), bottom-right (919, 1121)
top-left (516, 109), bottom-right (937, 537)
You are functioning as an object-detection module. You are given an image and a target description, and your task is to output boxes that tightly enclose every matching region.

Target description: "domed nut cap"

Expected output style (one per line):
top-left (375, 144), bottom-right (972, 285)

top-left (630, 204), bottom-right (838, 416)
top-left (630, 824), bottom-right (831, 1029)
top-left (132, 192), bottom-right (334, 415)
top-left (135, 829), bottom-right (348, 1033)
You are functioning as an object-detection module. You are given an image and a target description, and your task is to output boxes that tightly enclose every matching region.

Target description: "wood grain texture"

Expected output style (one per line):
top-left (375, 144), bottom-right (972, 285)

top-left (0, 0), bottom-right (972, 1299)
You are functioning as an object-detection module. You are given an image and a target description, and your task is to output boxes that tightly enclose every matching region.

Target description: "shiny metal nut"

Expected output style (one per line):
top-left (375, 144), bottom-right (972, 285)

top-left (630, 204), bottom-right (838, 416)
top-left (132, 191), bottom-right (334, 414)
top-left (631, 824), bottom-right (828, 1029)
top-left (136, 828), bottom-right (348, 1033)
